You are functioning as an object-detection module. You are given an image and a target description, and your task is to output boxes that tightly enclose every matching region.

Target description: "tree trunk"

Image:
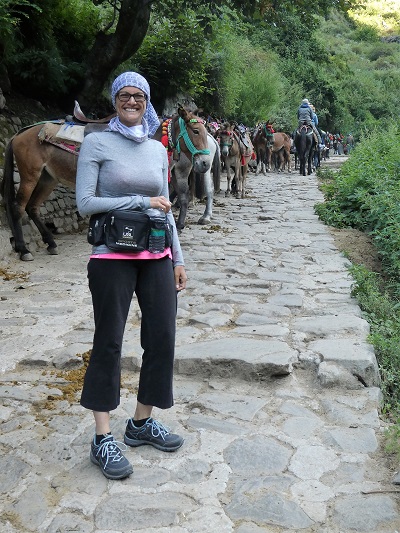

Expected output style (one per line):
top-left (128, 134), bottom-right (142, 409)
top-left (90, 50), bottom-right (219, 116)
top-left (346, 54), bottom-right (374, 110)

top-left (78, 0), bottom-right (152, 113)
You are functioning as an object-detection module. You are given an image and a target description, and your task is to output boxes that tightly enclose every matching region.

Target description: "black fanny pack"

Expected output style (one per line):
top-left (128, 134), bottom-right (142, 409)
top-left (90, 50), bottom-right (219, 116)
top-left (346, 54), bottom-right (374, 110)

top-left (87, 210), bottom-right (172, 253)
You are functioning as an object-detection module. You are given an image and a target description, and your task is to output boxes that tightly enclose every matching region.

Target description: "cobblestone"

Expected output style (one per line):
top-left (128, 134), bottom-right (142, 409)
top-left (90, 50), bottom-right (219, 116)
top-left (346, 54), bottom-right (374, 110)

top-left (0, 160), bottom-right (399, 532)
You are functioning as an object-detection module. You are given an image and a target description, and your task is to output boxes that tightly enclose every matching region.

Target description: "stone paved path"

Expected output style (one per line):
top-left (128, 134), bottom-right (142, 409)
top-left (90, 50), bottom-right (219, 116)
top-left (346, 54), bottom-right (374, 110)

top-left (1, 159), bottom-right (399, 532)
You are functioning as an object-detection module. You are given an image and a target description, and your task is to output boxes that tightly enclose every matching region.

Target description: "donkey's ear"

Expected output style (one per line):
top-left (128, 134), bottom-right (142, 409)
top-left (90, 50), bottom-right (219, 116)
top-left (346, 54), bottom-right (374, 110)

top-left (177, 105), bottom-right (189, 120)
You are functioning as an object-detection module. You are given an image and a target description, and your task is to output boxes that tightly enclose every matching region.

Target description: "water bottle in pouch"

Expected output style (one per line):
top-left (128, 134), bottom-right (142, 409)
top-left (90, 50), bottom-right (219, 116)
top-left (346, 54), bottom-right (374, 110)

top-left (148, 217), bottom-right (166, 253)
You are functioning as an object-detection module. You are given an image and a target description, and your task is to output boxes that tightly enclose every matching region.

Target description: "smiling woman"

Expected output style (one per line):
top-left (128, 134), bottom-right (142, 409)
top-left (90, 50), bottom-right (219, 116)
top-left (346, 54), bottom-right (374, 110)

top-left (75, 71), bottom-right (187, 480)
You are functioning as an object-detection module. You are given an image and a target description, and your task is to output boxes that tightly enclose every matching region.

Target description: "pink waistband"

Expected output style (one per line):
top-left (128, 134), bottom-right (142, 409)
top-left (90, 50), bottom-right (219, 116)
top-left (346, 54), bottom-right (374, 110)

top-left (90, 248), bottom-right (172, 260)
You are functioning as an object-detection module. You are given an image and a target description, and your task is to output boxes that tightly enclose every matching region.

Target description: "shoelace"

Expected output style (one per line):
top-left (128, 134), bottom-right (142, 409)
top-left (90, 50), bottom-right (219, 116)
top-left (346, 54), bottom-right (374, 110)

top-left (148, 419), bottom-right (170, 441)
top-left (95, 438), bottom-right (127, 468)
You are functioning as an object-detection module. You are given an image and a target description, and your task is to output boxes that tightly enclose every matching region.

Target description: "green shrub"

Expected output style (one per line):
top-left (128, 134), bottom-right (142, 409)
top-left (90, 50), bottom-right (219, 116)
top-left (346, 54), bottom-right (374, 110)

top-left (316, 122), bottom-right (400, 277)
top-left (351, 24), bottom-right (380, 42)
top-left (385, 421), bottom-right (400, 460)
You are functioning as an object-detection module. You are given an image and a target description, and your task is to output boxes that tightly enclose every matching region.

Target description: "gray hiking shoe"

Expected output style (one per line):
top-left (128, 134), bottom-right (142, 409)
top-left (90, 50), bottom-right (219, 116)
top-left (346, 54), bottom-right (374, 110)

top-left (90, 434), bottom-right (133, 480)
top-left (124, 418), bottom-right (184, 452)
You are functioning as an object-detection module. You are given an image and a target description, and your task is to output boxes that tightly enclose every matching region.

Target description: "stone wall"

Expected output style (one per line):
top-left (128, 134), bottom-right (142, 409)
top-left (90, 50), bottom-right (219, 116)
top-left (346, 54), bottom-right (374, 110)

top-left (0, 103), bottom-right (87, 262)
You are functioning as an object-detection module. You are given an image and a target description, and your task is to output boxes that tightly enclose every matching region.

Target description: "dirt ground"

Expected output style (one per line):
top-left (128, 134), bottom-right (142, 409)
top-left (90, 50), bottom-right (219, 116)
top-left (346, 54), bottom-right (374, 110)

top-left (329, 226), bottom-right (383, 274)
top-left (317, 156), bottom-right (383, 276)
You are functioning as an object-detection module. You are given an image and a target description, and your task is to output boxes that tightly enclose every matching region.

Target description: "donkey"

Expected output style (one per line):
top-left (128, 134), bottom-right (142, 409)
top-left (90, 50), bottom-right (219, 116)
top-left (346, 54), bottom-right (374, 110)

top-left (219, 123), bottom-right (253, 199)
top-left (265, 132), bottom-right (292, 173)
top-left (169, 133), bottom-right (220, 231)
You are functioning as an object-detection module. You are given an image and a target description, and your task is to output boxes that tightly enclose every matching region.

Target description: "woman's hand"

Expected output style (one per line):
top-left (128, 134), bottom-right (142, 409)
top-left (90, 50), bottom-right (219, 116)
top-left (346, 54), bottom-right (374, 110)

top-left (150, 196), bottom-right (171, 213)
top-left (174, 266), bottom-right (187, 292)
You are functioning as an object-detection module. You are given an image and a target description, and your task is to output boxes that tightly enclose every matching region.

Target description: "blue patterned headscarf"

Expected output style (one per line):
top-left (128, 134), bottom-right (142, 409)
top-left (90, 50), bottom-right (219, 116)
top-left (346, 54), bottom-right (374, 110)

top-left (107, 72), bottom-right (160, 140)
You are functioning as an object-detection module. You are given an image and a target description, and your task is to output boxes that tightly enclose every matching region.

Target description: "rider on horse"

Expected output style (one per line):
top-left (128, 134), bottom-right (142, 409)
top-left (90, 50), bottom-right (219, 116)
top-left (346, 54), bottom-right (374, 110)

top-left (297, 99), bottom-right (322, 145)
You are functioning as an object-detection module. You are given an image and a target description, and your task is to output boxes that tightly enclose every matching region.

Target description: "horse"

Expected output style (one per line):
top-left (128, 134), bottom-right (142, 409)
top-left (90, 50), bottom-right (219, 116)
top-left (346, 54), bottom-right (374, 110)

top-left (218, 123), bottom-right (253, 199)
top-left (252, 125), bottom-right (291, 174)
top-left (169, 133), bottom-right (220, 231)
top-left (1, 106), bottom-right (211, 260)
top-left (265, 132), bottom-right (292, 173)
top-left (252, 123), bottom-right (272, 175)
top-left (294, 123), bottom-right (316, 176)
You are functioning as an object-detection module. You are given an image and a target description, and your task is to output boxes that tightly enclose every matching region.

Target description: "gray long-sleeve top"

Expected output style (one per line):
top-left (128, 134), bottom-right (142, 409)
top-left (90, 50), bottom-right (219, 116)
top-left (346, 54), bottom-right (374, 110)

top-left (76, 130), bottom-right (184, 266)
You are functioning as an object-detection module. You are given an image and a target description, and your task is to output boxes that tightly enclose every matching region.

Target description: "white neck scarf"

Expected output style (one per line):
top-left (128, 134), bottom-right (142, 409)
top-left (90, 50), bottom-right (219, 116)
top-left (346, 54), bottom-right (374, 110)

top-left (106, 116), bottom-right (148, 142)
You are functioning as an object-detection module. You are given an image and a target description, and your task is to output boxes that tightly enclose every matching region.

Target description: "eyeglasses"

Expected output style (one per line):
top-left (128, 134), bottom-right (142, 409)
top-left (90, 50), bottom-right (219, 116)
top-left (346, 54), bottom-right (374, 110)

top-left (117, 92), bottom-right (147, 103)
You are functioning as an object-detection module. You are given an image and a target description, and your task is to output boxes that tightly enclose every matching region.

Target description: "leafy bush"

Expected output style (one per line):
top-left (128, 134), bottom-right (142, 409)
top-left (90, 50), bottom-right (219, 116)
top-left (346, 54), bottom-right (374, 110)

top-left (351, 24), bottom-right (380, 42)
top-left (367, 43), bottom-right (396, 61)
top-left (8, 49), bottom-right (69, 99)
top-left (315, 122), bottom-right (400, 277)
top-left (315, 11), bottom-right (400, 133)
top-left (210, 33), bottom-right (283, 123)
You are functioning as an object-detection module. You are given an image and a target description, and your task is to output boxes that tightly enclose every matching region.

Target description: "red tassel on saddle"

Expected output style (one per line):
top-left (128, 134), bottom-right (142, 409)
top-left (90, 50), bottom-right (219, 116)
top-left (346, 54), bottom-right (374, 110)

top-left (167, 151), bottom-right (173, 182)
top-left (161, 130), bottom-right (173, 182)
top-left (241, 155), bottom-right (246, 165)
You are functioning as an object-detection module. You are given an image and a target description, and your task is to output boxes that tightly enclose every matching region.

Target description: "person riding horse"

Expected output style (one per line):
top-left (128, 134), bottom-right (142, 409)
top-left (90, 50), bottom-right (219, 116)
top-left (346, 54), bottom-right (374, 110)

top-left (297, 99), bottom-right (322, 145)
top-left (295, 99), bottom-right (319, 176)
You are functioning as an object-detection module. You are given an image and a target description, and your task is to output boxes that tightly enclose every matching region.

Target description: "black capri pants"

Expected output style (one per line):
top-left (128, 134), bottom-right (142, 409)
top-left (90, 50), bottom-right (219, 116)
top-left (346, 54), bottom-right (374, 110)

top-left (80, 256), bottom-right (177, 412)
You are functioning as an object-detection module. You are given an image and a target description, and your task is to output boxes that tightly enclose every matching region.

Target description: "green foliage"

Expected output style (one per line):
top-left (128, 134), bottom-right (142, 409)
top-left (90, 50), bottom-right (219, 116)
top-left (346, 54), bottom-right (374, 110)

top-left (1, 0), bottom-right (400, 132)
top-left (367, 42), bottom-right (395, 61)
top-left (128, 10), bottom-right (211, 109)
top-left (315, 10), bottom-right (400, 133)
top-left (316, 123), bottom-right (400, 277)
top-left (0, 0), bottom-right (41, 57)
top-left (130, 5), bottom-right (285, 123)
top-left (385, 420), bottom-right (400, 460)
top-left (4, 0), bottom-right (101, 103)
top-left (158, 0), bottom-right (357, 27)
top-left (316, 123), bottom-right (400, 429)
top-left (0, 0), bottom-right (40, 32)
top-left (8, 49), bottom-right (68, 98)
top-left (50, 0), bottom-right (101, 58)
top-left (349, 264), bottom-right (400, 418)
top-left (205, 29), bottom-right (284, 123)
top-left (351, 23), bottom-right (380, 42)
top-left (349, 0), bottom-right (400, 34)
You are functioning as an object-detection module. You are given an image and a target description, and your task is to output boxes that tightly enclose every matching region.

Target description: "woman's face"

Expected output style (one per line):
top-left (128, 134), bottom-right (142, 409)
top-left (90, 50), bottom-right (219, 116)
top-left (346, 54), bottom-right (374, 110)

top-left (115, 85), bottom-right (147, 127)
